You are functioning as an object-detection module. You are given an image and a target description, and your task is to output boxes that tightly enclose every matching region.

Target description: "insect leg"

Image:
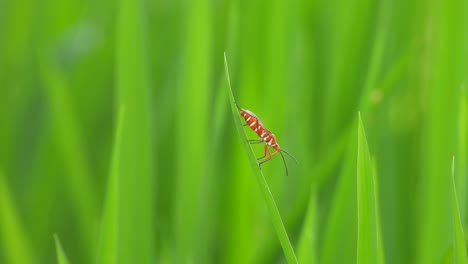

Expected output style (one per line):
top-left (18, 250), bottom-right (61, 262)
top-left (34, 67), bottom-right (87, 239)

top-left (259, 148), bottom-right (280, 165)
top-left (248, 139), bottom-right (264, 144)
top-left (258, 145), bottom-right (272, 164)
top-left (256, 144), bottom-right (269, 160)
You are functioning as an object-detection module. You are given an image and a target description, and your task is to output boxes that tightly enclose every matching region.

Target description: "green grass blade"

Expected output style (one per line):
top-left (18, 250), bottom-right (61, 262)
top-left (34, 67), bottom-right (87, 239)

top-left (116, 0), bottom-right (155, 261)
top-left (451, 157), bottom-right (468, 264)
top-left (457, 86), bottom-right (467, 221)
top-left (39, 62), bottom-right (97, 258)
top-left (417, 0), bottom-right (464, 261)
top-left (372, 160), bottom-right (385, 264)
top-left (441, 247), bottom-right (454, 264)
top-left (174, 0), bottom-right (211, 261)
top-left (0, 171), bottom-right (35, 264)
top-left (357, 113), bottom-right (385, 264)
top-left (321, 138), bottom-right (358, 263)
top-left (97, 106), bottom-right (125, 264)
top-left (224, 52), bottom-right (298, 264)
top-left (296, 185), bottom-right (317, 264)
top-left (273, 29), bottom-right (386, 263)
top-left (54, 235), bottom-right (70, 264)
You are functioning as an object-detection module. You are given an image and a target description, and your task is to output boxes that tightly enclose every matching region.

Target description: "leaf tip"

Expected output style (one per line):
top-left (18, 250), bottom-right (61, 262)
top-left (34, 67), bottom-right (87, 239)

top-left (357, 111), bottom-right (365, 134)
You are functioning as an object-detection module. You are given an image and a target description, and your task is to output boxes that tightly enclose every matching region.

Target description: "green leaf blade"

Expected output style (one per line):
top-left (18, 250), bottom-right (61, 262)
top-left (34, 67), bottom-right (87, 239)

top-left (320, 143), bottom-right (358, 264)
top-left (97, 106), bottom-right (125, 264)
top-left (54, 235), bottom-right (70, 264)
top-left (0, 172), bottom-right (35, 264)
top-left (297, 186), bottom-right (318, 264)
top-left (451, 157), bottom-right (468, 264)
top-left (224, 53), bottom-right (298, 264)
top-left (357, 113), bottom-right (385, 264)
top-left (457, 87), bottom-right (467, 220)
top-left (116, 0), bottom-right (156, 261)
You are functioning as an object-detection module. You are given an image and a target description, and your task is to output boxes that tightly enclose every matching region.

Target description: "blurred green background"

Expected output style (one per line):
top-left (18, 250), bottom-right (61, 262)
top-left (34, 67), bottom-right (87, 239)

top-left (0, 0), bottom-right (467, 263)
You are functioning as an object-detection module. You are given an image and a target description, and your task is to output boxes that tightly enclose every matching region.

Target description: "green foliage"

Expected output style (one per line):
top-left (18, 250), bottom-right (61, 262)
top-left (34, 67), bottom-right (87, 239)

top-left (54, 235), bottom-right (70, 264)
top-left (115, 0), bottom-right (156, 262)
top-left (0, 172), bottom-right (34, 264)
top-left (225, 53), bottom-right (298, 263)
top-left (0, 0), bottom-right (467, 263)
top-left (357, 114), bottom-right (385, 264)
top-left (297, 186), bottom-right (318, 264)
top-left (97, 106), bottom-right (125, 264)
top-left (451, 157), bottom-right (468, 264)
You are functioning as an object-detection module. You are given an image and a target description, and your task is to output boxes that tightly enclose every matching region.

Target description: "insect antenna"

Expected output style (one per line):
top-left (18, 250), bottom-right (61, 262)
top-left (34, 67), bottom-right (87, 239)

top-left (279, 150), bottom-right (298, 176)
top-left (279, 151), bottom-right (289, 176)
top-left (281, 149), bottom-right (299, 165)
top-left (234, 101), bottom-right (242, 111)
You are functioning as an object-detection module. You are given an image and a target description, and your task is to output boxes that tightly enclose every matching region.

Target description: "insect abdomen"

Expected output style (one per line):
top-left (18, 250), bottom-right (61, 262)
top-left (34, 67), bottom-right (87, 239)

top-left (241, 111), bottom-right (262, 133)
top-left (240, 109), bottom-right (278, 147)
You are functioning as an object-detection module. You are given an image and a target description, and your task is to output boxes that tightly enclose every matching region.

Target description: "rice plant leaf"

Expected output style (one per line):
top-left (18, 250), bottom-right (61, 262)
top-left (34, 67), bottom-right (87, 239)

top-left (116, 0), bottom-right (156, 261)
top-left (0, 171), bottom-right (35, 264)
top-left (224, 52), bottom-right (298, 264)
top-left (457, 86), bottom-right (467, 220)
top-left (441, 247), bottom-right (454, 264)
top-left (372, 160), bottom-right (385, 264)
top-left (39, 61), bottom-right (97, 256)
top-left (320, 136), bottom-right (358, 264)
top-left (417, 0), bottom-right (464, 261)
top-left (97, 106), bottom-right (125, 264)
top-left (54, 234), bottom-right (70, 264)
top-left (174, 0), bottom-right (211, 261)
top-left (357, 113), bottom-right (384, 264)
top-left (297, 185), bottom-right (317, 264)
top-left (451, 157), bottom-right (468, 264)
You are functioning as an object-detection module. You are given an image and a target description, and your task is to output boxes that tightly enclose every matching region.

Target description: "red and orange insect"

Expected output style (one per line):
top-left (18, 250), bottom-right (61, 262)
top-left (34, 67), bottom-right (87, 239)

top-left (236, 103), bottom-right (297, 175)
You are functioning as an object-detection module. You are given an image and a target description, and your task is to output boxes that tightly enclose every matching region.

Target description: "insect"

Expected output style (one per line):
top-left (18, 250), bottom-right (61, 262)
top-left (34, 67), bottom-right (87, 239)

top-left (235, 102), bottom-right (298, 175)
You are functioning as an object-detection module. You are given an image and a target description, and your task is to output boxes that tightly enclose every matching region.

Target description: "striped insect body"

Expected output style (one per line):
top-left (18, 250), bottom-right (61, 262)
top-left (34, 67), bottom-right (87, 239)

top-left (236, 103), bottom-right (297, 175)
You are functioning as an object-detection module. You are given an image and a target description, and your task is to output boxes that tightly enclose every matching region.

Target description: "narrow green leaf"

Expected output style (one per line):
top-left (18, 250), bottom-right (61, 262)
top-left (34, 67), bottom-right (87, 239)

top-left (416, 0), bottom-right (464, 261)
top-left (224, 53), bottom-right (298, 264)
top-left (372, 160), bottom-right (385, 264)
top-left (54, 234), bottom-right (70, 264)
top-left (116, 0), bottom-right (155, 261)
top-left (297, 185), bottom-right (317, 264)
top-left (457, 86), bottom-right (467, 221)
top-left (97, 106), bottom-right (125, 264)
top-left (257, 128), bottom-right (348, 264)
top-left (0, 171), bottom-right (35, 264)
top-left (320, 137), bottom-right (357, 264)
top-left (39, 61), bottom-right (97, 257)
top-left (451, 157), bottom-right (468, 264)
top-left (441, 247), bottom-right (454, 264)
top-left (174, 0), bottom-right (211, 261)
top-left (357, 113), bottom-right (384, 264)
